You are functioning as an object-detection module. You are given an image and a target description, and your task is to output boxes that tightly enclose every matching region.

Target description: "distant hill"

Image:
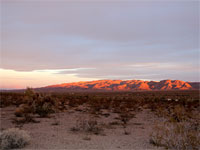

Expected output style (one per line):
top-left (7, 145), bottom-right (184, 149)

top-left (35, 80), bottom-right (200, 92)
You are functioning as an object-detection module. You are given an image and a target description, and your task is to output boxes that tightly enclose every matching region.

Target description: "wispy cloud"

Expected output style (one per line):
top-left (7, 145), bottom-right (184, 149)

top-left (128, 62), bottom-right (199, 71)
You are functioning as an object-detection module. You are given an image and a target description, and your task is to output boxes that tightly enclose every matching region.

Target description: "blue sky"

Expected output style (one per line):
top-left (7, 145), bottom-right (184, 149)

top-left (0, 0), bottom-right (199, 88)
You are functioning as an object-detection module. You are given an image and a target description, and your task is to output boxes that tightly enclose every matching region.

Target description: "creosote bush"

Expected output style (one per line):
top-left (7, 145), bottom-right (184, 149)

top-left (0, 128), bottom-right (30, 150)
top-left (15, 88), bottom-right (58, 118)
top-left (33, 95), bottom-right (58, 117)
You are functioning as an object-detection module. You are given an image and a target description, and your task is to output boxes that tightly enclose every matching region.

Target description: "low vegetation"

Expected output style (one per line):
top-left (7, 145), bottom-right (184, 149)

top-left (150, 100), bottom-right (200, 150)
top-left (71, 118), bottom-right (103, 135)
top-left (0, 128), bottom-right (30, 150)
top-left (0, 89), bottom-right (199, 149)
top-left (150, 121), bottom-right (200, 150)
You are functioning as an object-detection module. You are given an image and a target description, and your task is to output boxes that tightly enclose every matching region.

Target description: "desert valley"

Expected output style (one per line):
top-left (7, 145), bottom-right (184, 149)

top-left (0, 80), bottom-right (200, 150)
top-left (1, 1), bottom-right (199, 150)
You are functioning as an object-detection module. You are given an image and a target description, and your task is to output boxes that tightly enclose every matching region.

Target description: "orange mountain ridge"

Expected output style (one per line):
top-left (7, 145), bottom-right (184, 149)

top-left (43, 79), bottom-right (199, 91)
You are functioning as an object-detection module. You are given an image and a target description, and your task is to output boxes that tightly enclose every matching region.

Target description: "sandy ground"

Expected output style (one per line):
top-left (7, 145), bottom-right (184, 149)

top-left (0, 106), bottom-right (165, 150)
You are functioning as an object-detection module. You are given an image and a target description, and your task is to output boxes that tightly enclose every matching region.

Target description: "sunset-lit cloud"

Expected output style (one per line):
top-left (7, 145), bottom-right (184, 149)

top-left (0, 0), bottom-right (199, 89)
top-left (0, 68), bottom-right (98, 89)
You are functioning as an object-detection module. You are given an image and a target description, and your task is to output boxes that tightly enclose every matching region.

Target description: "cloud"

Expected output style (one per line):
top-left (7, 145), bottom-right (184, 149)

top-left (54, 62), bottom-right (199, 81)
top-left (0, 1), bottom-right (199, 84)
top-left (0, 68), bottom-right (98, 89)
top-left (128, 62), bottom-right (199, 71)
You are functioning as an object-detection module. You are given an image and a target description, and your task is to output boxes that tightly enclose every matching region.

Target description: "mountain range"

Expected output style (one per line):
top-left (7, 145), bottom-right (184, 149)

top-left (38, 80), bottom-right (200, 92)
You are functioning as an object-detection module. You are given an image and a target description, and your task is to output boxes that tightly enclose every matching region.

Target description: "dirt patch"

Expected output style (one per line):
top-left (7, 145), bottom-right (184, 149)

top-left (0, 106), bottom-right (166, 150)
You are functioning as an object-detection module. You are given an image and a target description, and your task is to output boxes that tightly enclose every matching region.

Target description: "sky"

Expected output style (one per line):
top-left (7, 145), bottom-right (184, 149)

top-left (0, 0), bottom-right (199, 89)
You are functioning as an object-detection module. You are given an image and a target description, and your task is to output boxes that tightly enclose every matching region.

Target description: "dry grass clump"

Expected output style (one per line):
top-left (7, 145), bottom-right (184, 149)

top-left (71, 118), bottom-right (103, 135)
top-left (0, 128), bottom-right (30, 150)
top-left (150, 99), bottom-right (200, 150)
top-left (150, 121), bottom-right (200, 150)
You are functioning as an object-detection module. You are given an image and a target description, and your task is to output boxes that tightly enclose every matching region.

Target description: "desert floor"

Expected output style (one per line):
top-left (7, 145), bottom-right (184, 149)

top-left (1, 106), bottom-right (165, 150)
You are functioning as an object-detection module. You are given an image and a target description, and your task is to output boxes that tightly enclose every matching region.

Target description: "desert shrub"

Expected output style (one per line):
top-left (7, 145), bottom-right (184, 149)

top-left (12, 114), bottom-right (39, 125)
top-left (154, 105), bottom-right (169, 118)
top-left (71, 118), bottom-right (102, 135)
top-left (0, 93), bottom-right (24, 108)
top-left (118, 108), bottom-right (134, 135)
top-left (150, 121), bottom-right (200, 150)
top-left (24, 87), bottom-right (35, 97)
top-left (119, 111), bottom-right (133, 126)
top-left (0, 128), bottom-right (30, 150)
top-left (154, 104), bottom-right (195, 123)
top-left (15, 104), bottom-right (32, 117)
top-left (15, 88), bottom-right (58, 118)
top-left (14, 104), bottom-right (39, 124)
top-left (88, 98), bottom-right (103, 114)
top-left (33, 95), bottom-right (58, 117)
top-left (169, 105), bottom-right (191, 122)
